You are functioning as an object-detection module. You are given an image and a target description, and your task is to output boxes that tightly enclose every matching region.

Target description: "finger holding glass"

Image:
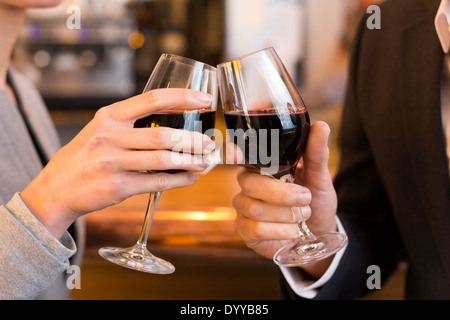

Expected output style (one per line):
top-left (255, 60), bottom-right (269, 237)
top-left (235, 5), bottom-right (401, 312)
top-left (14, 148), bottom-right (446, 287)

top-left (98, 54), bottom-right (217, 274)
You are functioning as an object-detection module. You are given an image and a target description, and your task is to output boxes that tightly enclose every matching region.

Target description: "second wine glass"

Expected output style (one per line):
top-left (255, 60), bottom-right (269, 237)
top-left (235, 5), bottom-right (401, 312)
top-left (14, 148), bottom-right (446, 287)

top-left (98, 54), bottom-right (217, 274)
top-left (218, 47), bottom-right (347, 266)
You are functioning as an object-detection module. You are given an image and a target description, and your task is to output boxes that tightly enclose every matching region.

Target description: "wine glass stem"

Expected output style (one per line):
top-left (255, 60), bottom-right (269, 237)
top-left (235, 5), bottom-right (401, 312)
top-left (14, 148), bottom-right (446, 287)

top-left (280, 174), bottom-right (316, 242)
top-left (136, 191), bottom-right (162, 248)
top-left (291, 206), bottom-right (316, 242)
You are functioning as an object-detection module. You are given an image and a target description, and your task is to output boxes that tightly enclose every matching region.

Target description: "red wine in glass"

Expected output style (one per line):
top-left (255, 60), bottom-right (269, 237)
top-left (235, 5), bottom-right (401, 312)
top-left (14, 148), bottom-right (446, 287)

top-left (135, 110), bottom-right (216, 133)
top-left (224, 107), bottom-right (309, 178)
top-left (134, 109), bottom-right (216, 174)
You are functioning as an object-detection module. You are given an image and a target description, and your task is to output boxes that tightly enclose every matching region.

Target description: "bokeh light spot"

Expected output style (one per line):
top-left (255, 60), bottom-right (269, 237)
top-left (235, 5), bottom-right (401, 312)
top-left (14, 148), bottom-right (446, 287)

top-left (128, 31), bottom-right (145, 49)
top-left (27, 24), bottom-right (43, 41)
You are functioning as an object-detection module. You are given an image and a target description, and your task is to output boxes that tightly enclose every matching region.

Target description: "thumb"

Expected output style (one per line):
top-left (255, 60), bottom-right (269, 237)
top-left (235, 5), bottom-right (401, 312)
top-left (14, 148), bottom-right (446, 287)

top-left (299, 121), bottom-right (331, 183)
top-left (296, 121), bottom-right (338, 234)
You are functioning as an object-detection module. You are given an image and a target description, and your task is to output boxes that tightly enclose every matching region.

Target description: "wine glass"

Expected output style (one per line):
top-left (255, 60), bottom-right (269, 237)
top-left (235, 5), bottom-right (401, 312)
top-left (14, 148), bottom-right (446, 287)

top-left (98, 54), bottom-right (217, 273)
top-left (218, 47), bottom-right (347, 266)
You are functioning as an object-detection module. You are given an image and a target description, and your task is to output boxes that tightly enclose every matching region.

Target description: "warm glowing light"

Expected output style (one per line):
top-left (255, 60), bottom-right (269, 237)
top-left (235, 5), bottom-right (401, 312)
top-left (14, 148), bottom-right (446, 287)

top-left (159, 208), bottom-right (236, 221)
top-left (188, 212), bottom-right (208, 221)
top-left (128, 31), bottom-right (145, 49)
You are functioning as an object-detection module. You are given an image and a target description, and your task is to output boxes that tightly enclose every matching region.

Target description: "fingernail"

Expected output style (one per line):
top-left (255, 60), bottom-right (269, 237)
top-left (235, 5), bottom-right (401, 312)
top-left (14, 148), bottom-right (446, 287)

top-left (297, 189), bottom-right (311, 205)
top-left (201, 156), bottom-right (210, 168)
top-left (193, 156), bottom-right (209, 170)
top-left (198, 93), bottom-right (212, 105)
top-left (203, 139), bottom-right (215, 152)
top-left (190, 173), bottom-right (199, 182)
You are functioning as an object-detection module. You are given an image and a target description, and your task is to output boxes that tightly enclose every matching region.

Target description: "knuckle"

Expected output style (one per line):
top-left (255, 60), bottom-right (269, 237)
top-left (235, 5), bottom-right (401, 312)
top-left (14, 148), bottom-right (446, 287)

top-left (234, 217), bottom-right (247, 239)
top-left (142, 90), bottom-right (157, 106)
top-left (232, 193), bottom-right (248, 216)
top-left (94, 155), bottom-right (115, 173)
top-left (149, 128), bottom-right (166, 146)
top-left (87, 127), bottom-right (112, 153)
top-left (233, 192), bottom-right (258, 219)
top-left (85, 141), bottom-right (116, 174)
top-left (248, 201), bottom-right (263, 220)
top-left (237, 170), bottom-right (255, 191)
top-left (231, 193), bottom-right (242, 212)
top-left (154, 174), bottom-right (168, 191)
top-left (274, 189), bottom-right (289, 205)
top-left (252, 222), bottom-right (267, 239)
top-left (183, 89), bottom-right (195, 106)
top-left (276, 185), bottom-right (302, 206)
top-left (105, 175), bottom-right (125, 200)
top-left (234, 216), bottom-right (254, 242)
top-left (150, 151), bottom-right (165, 169)
top-left (93, 125), bottom-right (111, 140)
top-left (94, 106), bottom-right (112, 124)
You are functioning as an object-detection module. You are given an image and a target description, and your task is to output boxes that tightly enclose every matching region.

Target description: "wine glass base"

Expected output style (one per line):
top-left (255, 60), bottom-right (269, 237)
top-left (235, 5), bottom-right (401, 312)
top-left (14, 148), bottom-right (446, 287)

top-left (98, 245), bottom-right (175, 274)
top-left (273, 232), bottom-right (348, 267)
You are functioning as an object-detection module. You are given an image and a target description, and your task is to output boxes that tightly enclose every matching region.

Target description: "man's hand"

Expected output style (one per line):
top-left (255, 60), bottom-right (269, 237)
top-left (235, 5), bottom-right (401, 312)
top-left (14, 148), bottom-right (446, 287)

top-left (233, 121), bottom-right (338, 277)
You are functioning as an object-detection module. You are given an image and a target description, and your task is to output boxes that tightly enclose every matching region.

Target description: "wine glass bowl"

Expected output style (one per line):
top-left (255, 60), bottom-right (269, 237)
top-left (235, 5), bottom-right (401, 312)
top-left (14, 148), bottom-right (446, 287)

top-left (222, 106), bottom-right (309, 179)
top-left (218, 47), bottom-right (347, 266)
top-left (98, 54), bottom-right (217, 274)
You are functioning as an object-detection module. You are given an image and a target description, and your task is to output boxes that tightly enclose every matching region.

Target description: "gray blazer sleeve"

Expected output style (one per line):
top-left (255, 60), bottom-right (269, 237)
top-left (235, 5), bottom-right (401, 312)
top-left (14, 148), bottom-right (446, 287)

top-left (0, 193), bottom-right (76, 300)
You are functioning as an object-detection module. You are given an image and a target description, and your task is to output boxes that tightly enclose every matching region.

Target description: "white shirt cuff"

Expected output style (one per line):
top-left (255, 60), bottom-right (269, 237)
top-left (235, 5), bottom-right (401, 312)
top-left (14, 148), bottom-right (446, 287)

top-left (279, 216), bottom-right (347, 299)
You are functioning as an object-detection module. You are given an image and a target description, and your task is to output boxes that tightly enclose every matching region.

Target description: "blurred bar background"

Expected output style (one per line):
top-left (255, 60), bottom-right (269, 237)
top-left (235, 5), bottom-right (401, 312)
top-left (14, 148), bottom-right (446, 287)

top-left (12, 0), bottom-right (403, 300)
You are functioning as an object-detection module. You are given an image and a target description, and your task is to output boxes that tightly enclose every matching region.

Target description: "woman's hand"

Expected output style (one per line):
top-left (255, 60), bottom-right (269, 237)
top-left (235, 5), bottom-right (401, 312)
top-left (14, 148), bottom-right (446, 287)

top-left (21, 88), bottom-right (214, 239)
top-left (233, 121), bottom-right (338, 277)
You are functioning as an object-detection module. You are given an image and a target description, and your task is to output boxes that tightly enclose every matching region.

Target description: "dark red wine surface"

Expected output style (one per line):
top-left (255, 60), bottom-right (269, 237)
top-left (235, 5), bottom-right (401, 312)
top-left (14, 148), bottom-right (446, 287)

top-left (134, 110), bottom-right (216, 173)
top-left (134, 110), bottom-right (216, 134)
top-left (224, 107), bottom-right (310, 176)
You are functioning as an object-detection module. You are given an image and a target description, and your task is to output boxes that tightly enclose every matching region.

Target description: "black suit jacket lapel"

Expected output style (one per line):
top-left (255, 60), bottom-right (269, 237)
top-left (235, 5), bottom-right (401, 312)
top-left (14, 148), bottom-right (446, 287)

top-left (400, 0), bottom-right (450, 274)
